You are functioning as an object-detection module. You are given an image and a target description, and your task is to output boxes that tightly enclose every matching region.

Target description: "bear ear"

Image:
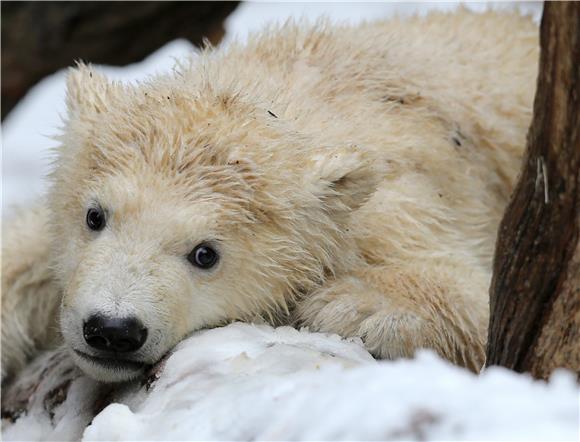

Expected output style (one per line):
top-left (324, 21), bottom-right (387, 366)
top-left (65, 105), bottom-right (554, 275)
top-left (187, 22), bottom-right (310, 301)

top-left (65, 62), bottom-right (111, 116)
top-left (306, 147), bottom-right (385, 214)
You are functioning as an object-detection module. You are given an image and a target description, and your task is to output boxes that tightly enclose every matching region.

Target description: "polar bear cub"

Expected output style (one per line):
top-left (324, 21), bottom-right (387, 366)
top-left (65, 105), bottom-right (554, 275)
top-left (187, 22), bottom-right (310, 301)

top-left (1, 10), bottom-right (538, 382)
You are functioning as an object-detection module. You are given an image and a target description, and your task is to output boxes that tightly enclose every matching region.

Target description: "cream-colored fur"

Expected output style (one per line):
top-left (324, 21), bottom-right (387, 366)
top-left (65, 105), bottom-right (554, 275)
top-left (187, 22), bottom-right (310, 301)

top-left (1, 10), bottom-right (538, 382)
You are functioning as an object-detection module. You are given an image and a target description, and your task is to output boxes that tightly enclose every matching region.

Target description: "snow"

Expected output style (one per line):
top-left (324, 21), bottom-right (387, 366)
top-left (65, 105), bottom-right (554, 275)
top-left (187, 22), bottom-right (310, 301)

top-left (4, 2), bottom-right (575, 442)
top-left (85, 325), bottom-right (578, 441)
top-left (2, 323), bottom-right (578, 441)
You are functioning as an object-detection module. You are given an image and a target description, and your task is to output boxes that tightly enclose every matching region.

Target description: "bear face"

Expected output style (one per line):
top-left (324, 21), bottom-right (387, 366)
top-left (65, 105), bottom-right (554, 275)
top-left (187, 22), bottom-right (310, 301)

top-left (49, 65), bottom-right (381, 382)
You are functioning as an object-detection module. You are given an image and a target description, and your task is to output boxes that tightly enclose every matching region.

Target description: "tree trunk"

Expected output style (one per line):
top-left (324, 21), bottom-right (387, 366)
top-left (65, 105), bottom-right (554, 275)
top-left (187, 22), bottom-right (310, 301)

top-left (486, 2), bottom-right (580, 379)
top-left (1, 1), bottom-right (239, 120)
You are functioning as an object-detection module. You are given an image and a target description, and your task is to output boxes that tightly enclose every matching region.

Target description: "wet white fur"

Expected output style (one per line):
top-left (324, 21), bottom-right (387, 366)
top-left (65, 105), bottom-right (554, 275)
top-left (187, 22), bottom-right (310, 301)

top-left (1, 10), bottom-right (538, 382)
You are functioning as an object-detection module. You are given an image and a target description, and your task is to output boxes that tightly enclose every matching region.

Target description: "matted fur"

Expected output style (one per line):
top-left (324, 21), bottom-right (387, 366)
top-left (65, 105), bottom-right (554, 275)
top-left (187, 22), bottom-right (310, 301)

top-left (1, 10), bottom-right (538, 382)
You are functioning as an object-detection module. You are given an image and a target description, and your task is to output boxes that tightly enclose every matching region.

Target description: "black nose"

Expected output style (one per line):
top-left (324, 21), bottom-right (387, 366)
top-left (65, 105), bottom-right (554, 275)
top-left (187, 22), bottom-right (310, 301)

top-left (83, 315), bottom-right (147, 353)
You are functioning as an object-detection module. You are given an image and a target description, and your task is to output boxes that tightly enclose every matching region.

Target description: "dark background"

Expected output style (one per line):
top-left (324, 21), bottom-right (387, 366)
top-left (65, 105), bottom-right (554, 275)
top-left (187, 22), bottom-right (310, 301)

top-left (1, 1), bottom-right (239, 120)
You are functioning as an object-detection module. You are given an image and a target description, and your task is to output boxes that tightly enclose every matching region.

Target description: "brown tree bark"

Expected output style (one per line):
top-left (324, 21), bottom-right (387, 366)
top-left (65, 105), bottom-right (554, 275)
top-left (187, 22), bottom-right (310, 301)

top-left (486, 2), bottom-right (580, 379)
top-left (1, 1), bottom-right (239, 120)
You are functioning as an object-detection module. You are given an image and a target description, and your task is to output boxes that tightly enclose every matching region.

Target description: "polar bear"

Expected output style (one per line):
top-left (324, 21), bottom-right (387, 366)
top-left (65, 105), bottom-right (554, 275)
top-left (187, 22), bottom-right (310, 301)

top-left (1, 10), bottom-right (538, 383)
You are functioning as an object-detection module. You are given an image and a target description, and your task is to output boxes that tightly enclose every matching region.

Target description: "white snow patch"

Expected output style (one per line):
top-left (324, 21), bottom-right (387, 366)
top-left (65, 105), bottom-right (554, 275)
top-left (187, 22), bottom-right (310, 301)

top-left (83, 325), bottom-right (580, 441)
top-left (4, 323), bottom-right (577, 441)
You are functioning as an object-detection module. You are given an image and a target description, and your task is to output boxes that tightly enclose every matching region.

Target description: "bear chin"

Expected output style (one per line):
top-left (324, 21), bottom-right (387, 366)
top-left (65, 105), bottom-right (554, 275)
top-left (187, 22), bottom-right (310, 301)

top-left (71, 349), bottom-right (147, 383)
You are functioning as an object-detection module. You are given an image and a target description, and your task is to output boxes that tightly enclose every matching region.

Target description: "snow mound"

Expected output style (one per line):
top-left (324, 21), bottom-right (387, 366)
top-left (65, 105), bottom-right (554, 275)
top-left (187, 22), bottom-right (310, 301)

top-left (2, 323), bottom-right (578, 441)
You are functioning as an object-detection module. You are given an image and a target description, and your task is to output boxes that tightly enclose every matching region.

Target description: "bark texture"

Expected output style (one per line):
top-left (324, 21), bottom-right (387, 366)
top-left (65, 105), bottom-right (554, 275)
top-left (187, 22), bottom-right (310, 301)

top-left (1, 1), bottom-right (239, 120)
top-left (486, 2), bottom-right (580, 379)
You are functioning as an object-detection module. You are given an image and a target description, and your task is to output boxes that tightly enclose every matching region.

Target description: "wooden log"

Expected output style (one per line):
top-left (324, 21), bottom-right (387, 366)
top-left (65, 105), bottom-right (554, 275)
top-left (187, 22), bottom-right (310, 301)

top-left (486, 2), bottom-right (580, 379)
top-left (1, 1), bottom-right (239, 120)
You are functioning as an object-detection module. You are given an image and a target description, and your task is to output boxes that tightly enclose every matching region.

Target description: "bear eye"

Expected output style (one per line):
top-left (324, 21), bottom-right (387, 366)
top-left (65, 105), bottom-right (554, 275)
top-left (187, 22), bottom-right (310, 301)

top-left (188, 244), bottom-right (219, 269)
top-left (86, 207), bottom-right (105, 231)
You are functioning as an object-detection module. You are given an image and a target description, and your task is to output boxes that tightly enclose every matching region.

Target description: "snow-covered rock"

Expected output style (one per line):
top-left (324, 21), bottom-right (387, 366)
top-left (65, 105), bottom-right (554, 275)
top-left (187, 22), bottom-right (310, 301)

top-left (2, 323), bottom-right (578, 441)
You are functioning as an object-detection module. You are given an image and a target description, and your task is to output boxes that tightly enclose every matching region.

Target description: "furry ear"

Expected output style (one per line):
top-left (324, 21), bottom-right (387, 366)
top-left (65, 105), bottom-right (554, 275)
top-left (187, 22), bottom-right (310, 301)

top-left (306, 147), bottom-right (385, 213)
top-left (66, 62), bottom-right (111, 116)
